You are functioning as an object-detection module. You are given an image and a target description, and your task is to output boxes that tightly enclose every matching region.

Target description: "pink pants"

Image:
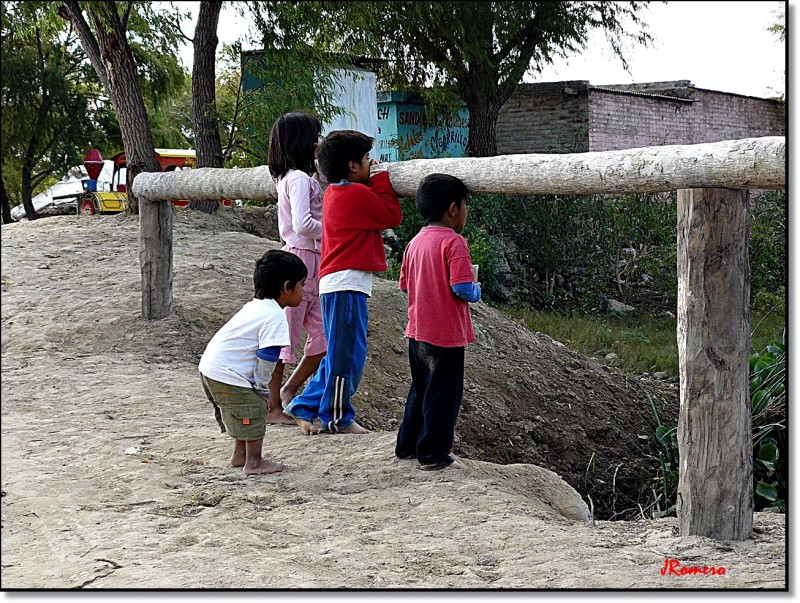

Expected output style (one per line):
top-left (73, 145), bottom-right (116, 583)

top-left (280, 246), bottom-right (327, 364)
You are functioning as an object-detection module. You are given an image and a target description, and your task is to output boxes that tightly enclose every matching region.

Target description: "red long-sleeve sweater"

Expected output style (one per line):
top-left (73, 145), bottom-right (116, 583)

top-left (319, 170), bottom-right (402, 279)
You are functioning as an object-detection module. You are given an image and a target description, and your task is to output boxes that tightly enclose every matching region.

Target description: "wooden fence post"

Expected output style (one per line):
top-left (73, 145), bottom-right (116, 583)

top-left (676, 188), bottom-right (753, 540)
top-left (139, 198), bottom-right (174, 320)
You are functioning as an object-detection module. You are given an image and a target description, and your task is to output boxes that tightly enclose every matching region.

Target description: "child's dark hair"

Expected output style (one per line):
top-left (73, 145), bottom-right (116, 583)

top-left (254, 250), bottom-right (307, 300)
top-left (315, 130), bottom-right (374, 183)
top-left (415, 173), bottom-right (468, 223)
top-left (268, 111), bottom-right (322, 179)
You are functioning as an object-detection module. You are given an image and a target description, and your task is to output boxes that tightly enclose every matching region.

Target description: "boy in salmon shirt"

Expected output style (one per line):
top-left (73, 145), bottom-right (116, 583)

top-left (283, 130), bottom-right (402, 435)
top-left (395, 174), bottom-right (480, 470)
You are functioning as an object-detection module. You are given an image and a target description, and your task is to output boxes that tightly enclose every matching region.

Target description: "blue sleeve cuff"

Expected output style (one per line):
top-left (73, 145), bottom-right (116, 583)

top-left (451, 282), bottom-right (481, 303)
top-left (256, 346), bottom-right (282, 362)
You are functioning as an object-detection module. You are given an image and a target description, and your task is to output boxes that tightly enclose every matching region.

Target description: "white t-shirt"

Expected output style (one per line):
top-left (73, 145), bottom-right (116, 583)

top-left (198, 298), bottom-right (290, 388)
top-left (319, 269), bottom-right (373, 296)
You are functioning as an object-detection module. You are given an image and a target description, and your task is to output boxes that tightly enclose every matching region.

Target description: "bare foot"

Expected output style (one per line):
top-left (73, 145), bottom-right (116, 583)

top-left (266, 406), bottom-right (296, 425)
top-left (243, 459), bottom-right (287, 475)
top-left (296, 418), bottom-right (321, 435)
top-left (338, 421), bottom-right (370, 434)
top-left (448, 460), bottom-right (463, 470)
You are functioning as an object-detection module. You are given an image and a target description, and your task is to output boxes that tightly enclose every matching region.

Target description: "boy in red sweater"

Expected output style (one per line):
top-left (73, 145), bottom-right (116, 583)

top-left (283, 130), bottom-right (402, 435)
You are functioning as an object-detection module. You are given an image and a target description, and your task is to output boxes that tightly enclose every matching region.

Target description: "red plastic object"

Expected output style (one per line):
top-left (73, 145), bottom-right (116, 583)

top-left (84, 149), bottom-right (104, 180)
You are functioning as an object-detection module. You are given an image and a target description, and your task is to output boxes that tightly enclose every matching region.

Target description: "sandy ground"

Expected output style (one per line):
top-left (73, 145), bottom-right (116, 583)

top-left (0, 211), bottom-right (787, 590)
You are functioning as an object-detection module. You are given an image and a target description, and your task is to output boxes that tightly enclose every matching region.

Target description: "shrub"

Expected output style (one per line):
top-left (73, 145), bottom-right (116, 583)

top-left (383, 189), bottom-right (784, 317)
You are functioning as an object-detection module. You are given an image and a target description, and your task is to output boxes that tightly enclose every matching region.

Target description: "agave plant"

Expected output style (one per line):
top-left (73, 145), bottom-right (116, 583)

top-left (749, 331), bottom-right (786, 511)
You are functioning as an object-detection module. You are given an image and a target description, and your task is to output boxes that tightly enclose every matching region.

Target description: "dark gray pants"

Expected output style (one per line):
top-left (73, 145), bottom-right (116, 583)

top-left (395, 339), bottom-right (464, 466)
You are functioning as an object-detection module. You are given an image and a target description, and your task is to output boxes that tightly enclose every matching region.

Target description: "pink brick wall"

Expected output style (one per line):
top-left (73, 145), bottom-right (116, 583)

top-left (587, 88), bottom-right (785, 151)
top-left (495, 81), bottom-right (784, 154)
top-left (496, 81), bottom-right (591, 154)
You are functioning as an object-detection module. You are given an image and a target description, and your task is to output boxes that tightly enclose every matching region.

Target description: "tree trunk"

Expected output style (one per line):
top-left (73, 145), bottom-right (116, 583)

top-left (190, 0), bottom-right (223, 215)
top-left (192, 1), bottom-right (223, 169)
top-left (676, 188), bottom-right (753, 540)
top-left (109, 50), bottom-right (161, 214)
top-left (20, 165), bottom-right (38, 221)
top-left (133, 137), bottom-right (786, 203)
top-left (465, 95), bottom-right (501, 157)
top-left (62, 1), bottom-right (170, 320)
top-left (1, 176), bottom-right (14, 224)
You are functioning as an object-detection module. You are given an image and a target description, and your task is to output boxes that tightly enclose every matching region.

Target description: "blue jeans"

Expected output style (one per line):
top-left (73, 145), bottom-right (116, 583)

top-left (284, 291), bottom-right (368, 432)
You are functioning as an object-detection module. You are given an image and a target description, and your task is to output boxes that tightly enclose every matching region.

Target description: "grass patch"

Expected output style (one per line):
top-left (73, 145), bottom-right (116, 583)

top-left (503, 304), bottom-right (785, 379)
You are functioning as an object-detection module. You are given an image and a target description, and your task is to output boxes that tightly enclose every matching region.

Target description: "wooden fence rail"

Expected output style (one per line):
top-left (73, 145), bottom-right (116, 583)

top-left (133, 136), bottom-right (784, 202)
top-left (132, 135), bottom-right (786, 541)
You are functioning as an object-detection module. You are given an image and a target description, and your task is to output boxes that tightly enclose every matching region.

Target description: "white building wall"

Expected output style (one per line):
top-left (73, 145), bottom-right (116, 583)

top-left (321, 67), bottom-right (379, 159)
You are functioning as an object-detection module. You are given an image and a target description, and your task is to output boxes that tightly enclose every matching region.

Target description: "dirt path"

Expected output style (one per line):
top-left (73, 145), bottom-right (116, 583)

top-left (0, 212), bottom-right (786, 590)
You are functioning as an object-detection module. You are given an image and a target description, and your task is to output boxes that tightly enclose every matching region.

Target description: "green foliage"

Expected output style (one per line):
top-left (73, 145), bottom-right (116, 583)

top-left (387, 191), bottom-right (679, 310)
top-left (749, 190), bottom-right (786, 295)
top-left (768, 3), bottom-right (785, 42)
top-left (749, 334), bottom-right (786, 511)
top-left (647, 394), bottom-right (678, 518)
top-left (1, 0), bottom-right (192, 210)
top-left (504, 303), bottom-right (783, 383)
top-left (505, 306), bottom-right (681, 376)
top-left (386, 189), bottom-right (784, 321)
top-left (1, 1), bottom-right (108, 205)
top-left (101, 1), bottom-right (191, 152)
top-left (381, 195), bottom-right (507, 300)
top-left (233, 47), bottom-right (347, 166)
top-left (223, 2), bottom-right (376, 167)
top-left (370, 1), bottom-right (652, 155)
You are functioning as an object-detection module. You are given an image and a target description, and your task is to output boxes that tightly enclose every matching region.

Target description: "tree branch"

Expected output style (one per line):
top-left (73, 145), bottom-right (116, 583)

top-left (174, 5), bottom-right (193, 43)
top-left (61, 1), bottom-right (110, 90)
top-left (121, 1), bottom-right (133, 33)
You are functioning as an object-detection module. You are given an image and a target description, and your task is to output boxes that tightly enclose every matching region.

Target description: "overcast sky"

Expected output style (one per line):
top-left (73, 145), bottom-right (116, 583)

top-left (179, 0), bottom-right (786, 99)
top-left (532, 1), bottom-right (785, 98)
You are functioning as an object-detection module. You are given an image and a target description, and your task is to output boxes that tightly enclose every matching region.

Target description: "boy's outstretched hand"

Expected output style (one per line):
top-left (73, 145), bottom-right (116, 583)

top-left (369, 158), bottom-right (388, 174)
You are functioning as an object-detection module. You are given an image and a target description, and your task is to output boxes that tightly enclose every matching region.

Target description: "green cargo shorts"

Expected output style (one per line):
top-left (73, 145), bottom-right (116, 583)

top-left (200, 374), bottom-right (267, 440)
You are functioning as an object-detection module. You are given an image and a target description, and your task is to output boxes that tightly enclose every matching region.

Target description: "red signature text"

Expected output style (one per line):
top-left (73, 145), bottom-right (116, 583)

top-left (660, 558), bottom-right (727, 576)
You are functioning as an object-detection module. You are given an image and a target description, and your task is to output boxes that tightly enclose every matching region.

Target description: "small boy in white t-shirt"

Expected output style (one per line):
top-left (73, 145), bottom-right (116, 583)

top-left (199, 250), bottom-right (307, 475)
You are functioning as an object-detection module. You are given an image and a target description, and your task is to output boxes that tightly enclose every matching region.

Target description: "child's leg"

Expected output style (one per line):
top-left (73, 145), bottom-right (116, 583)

top-left (242, 438), bottom-right (287, 475)
top-left (315, 291), bottom-right (368, 433)
top-left (231, 439), bottom-right (246, 467)
top-left (280, 352), bottom-right (324, 407)
top-left (283, 361), bottom-right (325, 435)
top-left (266, 360), bottom-right (295, 425)
top-left (395, 338), bottom-right (428, 458)
top-left (281, 286), bottom-right (328, 406)
top-left (202, 373), bottom-right (247, 458)
top-left (203, 376), bottom-right (285, 471)
top-left (414, 344), bottom-right (465, 467)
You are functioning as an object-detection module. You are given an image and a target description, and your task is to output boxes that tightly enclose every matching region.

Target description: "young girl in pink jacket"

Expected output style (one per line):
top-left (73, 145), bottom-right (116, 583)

top-left (266, 111), bottom-right (328, 424)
